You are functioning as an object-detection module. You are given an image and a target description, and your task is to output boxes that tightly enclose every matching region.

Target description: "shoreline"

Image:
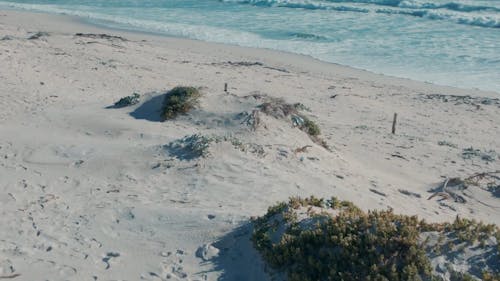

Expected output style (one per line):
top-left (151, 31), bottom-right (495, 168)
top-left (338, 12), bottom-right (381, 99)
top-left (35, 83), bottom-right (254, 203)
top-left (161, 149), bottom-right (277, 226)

top-left (2, 8), bottom-right (499, 96)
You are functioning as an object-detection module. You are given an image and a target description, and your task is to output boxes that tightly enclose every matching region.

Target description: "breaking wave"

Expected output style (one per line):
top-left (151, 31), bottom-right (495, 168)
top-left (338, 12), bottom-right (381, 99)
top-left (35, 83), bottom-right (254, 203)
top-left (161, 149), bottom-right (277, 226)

top-left (222, 0), bottom-right (500, 28)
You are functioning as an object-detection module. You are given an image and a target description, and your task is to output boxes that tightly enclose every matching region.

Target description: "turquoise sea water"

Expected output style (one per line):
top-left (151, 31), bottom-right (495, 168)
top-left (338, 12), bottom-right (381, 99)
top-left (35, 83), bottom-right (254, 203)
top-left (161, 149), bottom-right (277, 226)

top-left (1, 0), bottom-right (499, 92)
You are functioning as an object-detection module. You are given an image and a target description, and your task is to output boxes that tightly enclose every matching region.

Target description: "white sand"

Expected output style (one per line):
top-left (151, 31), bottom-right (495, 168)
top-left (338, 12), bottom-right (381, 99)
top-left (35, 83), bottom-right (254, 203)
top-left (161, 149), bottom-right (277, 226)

top-left (0, 10), bottom-right (499, 280)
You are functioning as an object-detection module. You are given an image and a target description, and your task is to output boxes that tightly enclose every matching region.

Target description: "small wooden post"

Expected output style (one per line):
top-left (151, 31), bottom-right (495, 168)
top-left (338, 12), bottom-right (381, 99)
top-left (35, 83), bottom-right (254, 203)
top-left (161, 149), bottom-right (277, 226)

top-left (224, 83), bottom-right (228, 92)
top-left (392, 113), bottom-right (397, 134)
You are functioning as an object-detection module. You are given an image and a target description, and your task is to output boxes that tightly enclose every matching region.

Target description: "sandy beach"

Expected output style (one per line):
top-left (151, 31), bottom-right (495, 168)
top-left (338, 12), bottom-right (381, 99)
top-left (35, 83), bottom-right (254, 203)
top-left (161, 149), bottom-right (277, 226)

top-left (0, 9), bottom-right (499, 280)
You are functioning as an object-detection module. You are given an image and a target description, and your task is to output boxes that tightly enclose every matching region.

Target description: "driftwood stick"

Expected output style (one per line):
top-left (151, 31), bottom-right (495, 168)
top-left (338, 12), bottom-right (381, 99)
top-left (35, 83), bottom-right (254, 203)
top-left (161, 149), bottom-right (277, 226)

top-left (442, 178), bottom-right (450, 193)
top-left (428, 177), bottom-right (467, 203)
top-left (464, 171), bottom-right (500, 182)
top-left (294, 145), bottom-right (313, 154)
top-left (0, 273), bottom-right (22, 279)
top-left (392, 113), bottom-right (397, 134)
top-left (427, 192), bottom-right (450, 201)
top-left (428, 178), bottom-right (450, 201)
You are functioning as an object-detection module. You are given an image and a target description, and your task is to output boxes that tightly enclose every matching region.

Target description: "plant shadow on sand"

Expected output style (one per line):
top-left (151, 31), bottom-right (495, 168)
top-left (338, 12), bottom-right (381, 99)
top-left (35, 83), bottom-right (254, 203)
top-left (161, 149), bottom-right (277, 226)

top-left (129, 93), bottom-right (165, 122)
top-left (199, 223), bottom-right (272, 281)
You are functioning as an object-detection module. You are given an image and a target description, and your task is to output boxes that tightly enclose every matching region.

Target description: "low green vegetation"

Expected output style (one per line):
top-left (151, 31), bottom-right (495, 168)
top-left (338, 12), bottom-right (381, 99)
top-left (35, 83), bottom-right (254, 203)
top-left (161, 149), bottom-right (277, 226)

top-left (445, 216), bottom-right (498, 245)
top-left (161, 86), bottom-right (201, 120)
top-left (449, 270), bottom-right (500, 281)
top-left (483, 272), bottom-right (500, 281)
top-left (301, 117), bottom-right (321, 136)
top-left (113, 93), bottom-right (140, 108)
top-left (354, 125), bottom-right (369, 130)
top-left (460, 171), bottom-right (500, 198)
top-left (256, 97), bottom-right (328, 149)
top-left (252, 197), bottom-right (499, 281)
top-left (437, 140), bottom-right (458, 148)
top-left (164, 134), bottom-right (265, 160)
top-left (461, 147), bottom-right (497, 162)
top-left (164, 134), bottom-right (212, 160)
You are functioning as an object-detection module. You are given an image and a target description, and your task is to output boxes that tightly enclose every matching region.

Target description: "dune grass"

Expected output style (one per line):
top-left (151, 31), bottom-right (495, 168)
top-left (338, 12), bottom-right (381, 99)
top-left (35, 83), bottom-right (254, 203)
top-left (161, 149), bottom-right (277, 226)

top-left (256, 97), bottom-right (327, 149)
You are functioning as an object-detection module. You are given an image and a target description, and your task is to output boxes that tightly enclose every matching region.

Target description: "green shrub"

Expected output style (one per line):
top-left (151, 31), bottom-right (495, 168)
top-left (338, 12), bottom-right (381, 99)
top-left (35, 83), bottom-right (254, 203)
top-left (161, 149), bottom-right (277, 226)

top-left (252, 197), bottom-right (500, 281)
top-left (161, 86), bottom-right (201, 120)
top-left (113, 93), bottom-right (140, 108)
top-left (301, 118), bottom-right (321, 136)
top-left (445, 216), bottom-right (497, 245)
top-left (483, 272), bottom-right (500, 281)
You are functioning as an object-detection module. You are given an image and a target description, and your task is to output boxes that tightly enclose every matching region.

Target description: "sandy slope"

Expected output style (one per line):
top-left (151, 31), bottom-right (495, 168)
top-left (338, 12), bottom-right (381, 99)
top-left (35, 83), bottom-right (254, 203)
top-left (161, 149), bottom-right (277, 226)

top-left (0, 10), bottom-right (499, 280)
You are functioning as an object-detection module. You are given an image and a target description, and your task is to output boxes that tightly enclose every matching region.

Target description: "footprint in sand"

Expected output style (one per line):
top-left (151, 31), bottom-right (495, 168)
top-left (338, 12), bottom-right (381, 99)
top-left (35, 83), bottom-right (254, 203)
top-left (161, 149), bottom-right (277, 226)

top-left (30, 259), bottom-right (77, 278)
top-left (23, 145), bottom-right (95, 166)
top-left (148, 249), bottom-right (190, 280)
top-left (0, 259), bottom-right (20, 279)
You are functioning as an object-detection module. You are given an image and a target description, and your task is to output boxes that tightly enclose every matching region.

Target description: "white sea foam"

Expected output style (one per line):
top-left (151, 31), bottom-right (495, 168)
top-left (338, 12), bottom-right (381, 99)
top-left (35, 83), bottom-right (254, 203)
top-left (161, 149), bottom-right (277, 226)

top-left (222, 0), bottom-right (500, 28)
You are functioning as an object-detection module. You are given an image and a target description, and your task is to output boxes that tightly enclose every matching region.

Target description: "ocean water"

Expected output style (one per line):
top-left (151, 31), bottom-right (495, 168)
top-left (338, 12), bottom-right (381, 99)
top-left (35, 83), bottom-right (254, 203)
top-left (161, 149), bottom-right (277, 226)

top-left (1, 0), bottom-right (499, 93)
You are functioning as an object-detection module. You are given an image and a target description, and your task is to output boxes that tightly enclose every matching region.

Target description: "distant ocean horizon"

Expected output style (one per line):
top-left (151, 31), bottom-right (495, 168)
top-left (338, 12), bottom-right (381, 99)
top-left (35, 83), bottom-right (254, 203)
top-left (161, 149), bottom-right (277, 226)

top-left (1, 0), bottom-right (499, 93)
